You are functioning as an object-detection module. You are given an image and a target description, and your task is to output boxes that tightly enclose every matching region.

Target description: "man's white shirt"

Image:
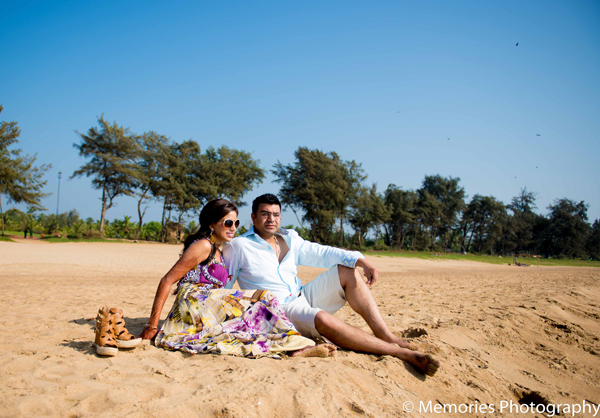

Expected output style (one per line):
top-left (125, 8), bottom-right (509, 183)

top-left (222, 227), bottom-right (364, 305)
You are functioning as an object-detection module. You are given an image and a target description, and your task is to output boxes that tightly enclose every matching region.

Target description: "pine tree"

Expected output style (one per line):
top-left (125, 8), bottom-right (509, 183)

top-left (0, 105), bottom-right (52, 236)
top-left (71, 115), bottom-right (140, 233)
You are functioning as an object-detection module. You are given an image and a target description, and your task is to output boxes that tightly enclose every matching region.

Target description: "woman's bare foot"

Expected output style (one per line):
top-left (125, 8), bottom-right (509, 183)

top-left (289, 343), bottom-right (337, 358)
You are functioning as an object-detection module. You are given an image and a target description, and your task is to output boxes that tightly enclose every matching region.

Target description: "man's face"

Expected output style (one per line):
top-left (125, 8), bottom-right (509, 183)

top-left (251, 203), bottom-right (281, 237)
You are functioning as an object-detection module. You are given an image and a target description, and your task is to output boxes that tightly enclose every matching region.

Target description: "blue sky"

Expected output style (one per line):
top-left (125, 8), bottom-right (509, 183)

top-left (2, 1), bottom-right (599, 229)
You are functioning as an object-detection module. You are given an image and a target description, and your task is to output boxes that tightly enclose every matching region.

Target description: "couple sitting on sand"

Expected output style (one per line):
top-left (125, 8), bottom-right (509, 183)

top-left (139, 194), bottom-right (438, 376)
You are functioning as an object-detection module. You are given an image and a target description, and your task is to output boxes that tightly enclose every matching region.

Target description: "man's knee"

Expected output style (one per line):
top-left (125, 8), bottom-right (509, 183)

top-left (338, 265), bottom-right (361, 288)
top-left (314, 310), bottom-right (338, 335)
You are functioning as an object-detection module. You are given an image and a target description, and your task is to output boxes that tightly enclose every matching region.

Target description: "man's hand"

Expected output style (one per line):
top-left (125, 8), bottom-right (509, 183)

top-left (355, 258), bottom-right (379, 286)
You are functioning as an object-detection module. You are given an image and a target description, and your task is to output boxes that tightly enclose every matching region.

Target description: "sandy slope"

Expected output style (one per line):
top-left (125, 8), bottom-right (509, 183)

top-left (1, 241), bottom-right (599, 417)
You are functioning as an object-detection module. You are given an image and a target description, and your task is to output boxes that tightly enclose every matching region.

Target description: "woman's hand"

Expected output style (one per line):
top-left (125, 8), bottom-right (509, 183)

top-left (139, 325), bottom-right (158, 340)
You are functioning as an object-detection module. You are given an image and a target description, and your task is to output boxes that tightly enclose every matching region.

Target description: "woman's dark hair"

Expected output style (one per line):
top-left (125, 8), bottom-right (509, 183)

top-left (182, 198), bottom-right (238, 264)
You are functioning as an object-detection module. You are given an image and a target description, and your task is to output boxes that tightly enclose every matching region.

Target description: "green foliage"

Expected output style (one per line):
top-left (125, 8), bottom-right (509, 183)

top-left (133, 131), bottom-right (170, 239)
top-left (141, 221), bottom-right (162, 241)
top-left (236, 224), bottom-right (248, 237)
top-left (545, 198), bottom-right (590, 258)
top-left (383, 185), bottom-right (417, 249)
top-left (348, 184), bottom-right (390, 248)
top-left (151, 140), bottom-right (264, 242)
top-left (417, 174), bottom-right (465, 250)
top-left (587, 220), bottom-right (600, 260)
top-left (0, 105), bottom-right (52, 236)
top-left (201, 146), bottom-right (266, 206)
top-left (107, 215), bottom-right (137, 239)
top-left (272, 147), bottom-right (364, 245)
top-left (71, 115), bottom-right (140, 233)
top-left (461, 194), bottom-right (507, 254)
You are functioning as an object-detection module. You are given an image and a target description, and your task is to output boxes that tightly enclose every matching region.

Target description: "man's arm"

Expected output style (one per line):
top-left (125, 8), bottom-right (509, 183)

top-left (295, 231), bottom-right (378, 284)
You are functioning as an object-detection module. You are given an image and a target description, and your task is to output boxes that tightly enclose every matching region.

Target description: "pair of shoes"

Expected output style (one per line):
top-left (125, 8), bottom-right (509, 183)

top-left (94, 307), bottom-right (142, 356)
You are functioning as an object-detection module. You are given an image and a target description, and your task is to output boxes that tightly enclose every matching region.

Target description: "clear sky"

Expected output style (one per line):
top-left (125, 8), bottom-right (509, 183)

top-left (2, 0), bottom-right (599, 230)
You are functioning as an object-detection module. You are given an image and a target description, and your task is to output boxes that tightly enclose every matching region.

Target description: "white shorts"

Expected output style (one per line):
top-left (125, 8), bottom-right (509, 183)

top-left (282, 266), bottom-right (346, 340)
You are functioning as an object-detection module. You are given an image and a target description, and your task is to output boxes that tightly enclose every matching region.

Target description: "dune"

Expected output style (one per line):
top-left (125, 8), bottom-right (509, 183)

top-left (1, 241), bottom-right (599, 417)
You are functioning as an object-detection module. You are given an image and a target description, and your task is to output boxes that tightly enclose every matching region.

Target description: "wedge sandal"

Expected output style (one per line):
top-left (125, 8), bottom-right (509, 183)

top-left (94, 307), bottom-right (118, 356)
top-left (109, 307), bottom-right (142, 349)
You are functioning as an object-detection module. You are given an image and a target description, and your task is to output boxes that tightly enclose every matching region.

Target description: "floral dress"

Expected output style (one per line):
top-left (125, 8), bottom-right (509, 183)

top-left (154, 240), bottom-right (313, 358)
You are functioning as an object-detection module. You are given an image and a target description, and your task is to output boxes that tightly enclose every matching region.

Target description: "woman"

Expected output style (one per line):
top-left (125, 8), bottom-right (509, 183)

top-left (139, 199), bottom-right (323, 358)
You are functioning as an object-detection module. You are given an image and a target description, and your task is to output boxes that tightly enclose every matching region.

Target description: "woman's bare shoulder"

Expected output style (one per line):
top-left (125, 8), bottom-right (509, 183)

top-left (183, 238), bottom-right (212, 262)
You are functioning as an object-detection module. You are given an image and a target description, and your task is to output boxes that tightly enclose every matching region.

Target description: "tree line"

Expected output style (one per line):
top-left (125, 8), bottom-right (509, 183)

top-left (1, 108), bottom-right (599, 259)
top-left (273, 147), bottom-right (599, 260)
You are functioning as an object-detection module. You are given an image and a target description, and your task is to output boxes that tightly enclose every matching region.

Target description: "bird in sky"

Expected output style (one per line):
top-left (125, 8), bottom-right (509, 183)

top-left (537, 134), bottom-right (541, 136)
top-left (516, 42), bottom-right (519, 46)
top-left (448, 138), bottom-right (450, 140)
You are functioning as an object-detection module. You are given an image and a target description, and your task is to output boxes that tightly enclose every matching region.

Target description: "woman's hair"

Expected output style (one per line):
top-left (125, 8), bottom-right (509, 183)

top-left (182, 198), bottom-right (238, 264)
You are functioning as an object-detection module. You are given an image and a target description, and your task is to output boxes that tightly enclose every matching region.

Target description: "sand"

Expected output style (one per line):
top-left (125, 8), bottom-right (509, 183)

top-left (1, 240), bottom-right (599, 417)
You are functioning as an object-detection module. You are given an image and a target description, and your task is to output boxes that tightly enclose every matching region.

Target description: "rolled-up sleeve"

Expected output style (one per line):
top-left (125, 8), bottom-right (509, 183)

top-left (296, 236), bottom-right (363, 268)
top-left (222, 242), bottom-right (239, 289)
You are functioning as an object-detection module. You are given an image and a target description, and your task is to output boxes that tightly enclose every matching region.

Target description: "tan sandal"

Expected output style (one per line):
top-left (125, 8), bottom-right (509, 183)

top-left (94, 307), bottom-right (118, 356)
top-left (109, 307), bottom-right (142, 349)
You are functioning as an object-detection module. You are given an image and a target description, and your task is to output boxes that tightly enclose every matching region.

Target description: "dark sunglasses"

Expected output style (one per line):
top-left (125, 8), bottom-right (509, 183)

top-left (219, 219), bottom-right (240, 229)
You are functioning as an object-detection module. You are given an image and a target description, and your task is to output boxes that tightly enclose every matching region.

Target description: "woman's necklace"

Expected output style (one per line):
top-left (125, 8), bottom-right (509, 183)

top-left (273, 236), bottom-right (281, 260)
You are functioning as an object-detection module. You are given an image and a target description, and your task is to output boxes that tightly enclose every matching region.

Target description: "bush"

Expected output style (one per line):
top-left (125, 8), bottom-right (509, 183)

top-left (84, 230), bottom-right (104, 239)
top-left (166, 236), bottom-right (179, 245)
top-left (373, 243), bottom-right (390, 251)
top-left (554, 254), bottom-right (572, 260)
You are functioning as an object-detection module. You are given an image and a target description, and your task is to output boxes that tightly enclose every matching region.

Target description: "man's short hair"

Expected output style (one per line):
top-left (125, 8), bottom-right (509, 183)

top-left (252, 193), bottom-right (281, 215)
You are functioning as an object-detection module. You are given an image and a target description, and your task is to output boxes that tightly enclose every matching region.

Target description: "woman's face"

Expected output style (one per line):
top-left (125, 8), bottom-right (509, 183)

top-left (211, 211), bottom-right (239, 245)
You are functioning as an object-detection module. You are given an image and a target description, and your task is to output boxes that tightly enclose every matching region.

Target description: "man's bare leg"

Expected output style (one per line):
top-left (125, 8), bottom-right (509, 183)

top-left (338, 265), bottom-right (414, 349)
top-left (315, 311), bottom-right (439, 376)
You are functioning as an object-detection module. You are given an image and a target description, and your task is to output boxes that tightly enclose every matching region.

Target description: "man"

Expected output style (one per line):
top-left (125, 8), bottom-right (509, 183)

top-left (223, 194), bottom-right (439, 376)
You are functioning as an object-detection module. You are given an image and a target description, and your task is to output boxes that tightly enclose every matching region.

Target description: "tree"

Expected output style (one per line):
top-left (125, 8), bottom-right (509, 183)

top-left (507, 188), bottom-right (538, 253)
top-left (272, 147), bottom-right (348, 244)
top-left (586, 220), bottom-right (600, 260)
top-left (199, 145), bottom-right (266, 206)
top-left (151, 141), bottom-right (265, 242)
top-left (71, 115), bottom-right (140, 233)
top-left (348, 184), bottom-right (390, 248)
top-left (0, 105), bottom-right (52, 236)
top-left (336, 159), bottom-right (366, 246)
top-left (546, 198), bottom-right (590, 258)
top-left (152, 139), bottom-right (203, 242)
top-left (384, 185), bottom-right (417, 249)
top-left (462, 194), bottom-right (506, 254)
top-left (133, 131), bottom-right (170, 239)
top-left (417, 175), bottom-right (465, 250)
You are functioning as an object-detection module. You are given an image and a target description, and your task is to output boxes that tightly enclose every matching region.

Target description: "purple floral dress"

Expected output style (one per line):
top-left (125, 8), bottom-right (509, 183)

top-left (155, 239), bottom-right (311, 357)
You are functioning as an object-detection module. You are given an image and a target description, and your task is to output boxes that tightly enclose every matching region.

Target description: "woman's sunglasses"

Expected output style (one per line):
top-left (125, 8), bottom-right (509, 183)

top-left (219, 219), bottom-right (240, 229)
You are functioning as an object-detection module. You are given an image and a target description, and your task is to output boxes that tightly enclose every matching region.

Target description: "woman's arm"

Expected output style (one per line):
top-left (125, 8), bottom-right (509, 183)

top-left (139, 240), bottom-right (212, 339)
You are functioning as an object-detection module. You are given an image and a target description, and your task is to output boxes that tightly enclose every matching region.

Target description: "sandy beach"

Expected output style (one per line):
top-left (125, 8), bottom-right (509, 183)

top-left (1, 240), bottom-right (599, 417)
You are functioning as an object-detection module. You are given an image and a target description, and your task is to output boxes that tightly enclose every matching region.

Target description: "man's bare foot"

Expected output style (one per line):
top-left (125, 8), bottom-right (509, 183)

top-left (407, 352), bottom-right (439, 376)
top-left (393, 342), bottom-right (419, 351)
top-left (289, 343), bottom-right (337, 358)
top-left (386, 333), bottom-right (419, 351)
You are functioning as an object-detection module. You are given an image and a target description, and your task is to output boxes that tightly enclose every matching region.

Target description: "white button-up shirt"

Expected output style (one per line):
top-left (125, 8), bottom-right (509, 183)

top-left (222, 227), bottom-right (364, 305)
